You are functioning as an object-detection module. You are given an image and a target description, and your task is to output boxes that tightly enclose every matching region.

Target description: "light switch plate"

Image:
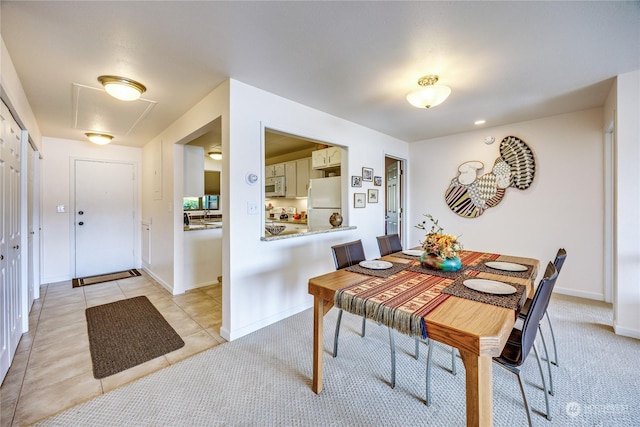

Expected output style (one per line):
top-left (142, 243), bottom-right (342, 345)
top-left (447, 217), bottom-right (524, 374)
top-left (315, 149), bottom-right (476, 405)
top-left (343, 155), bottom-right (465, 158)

top-left (56, 205), bottom-right (66, 213)
top-left (247, 202), bottom-right (258, 215)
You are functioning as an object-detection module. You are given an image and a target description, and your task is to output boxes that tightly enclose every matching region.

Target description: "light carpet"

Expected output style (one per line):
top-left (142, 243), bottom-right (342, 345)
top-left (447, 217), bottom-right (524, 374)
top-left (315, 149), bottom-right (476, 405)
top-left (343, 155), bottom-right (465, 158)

top-left (36, 295), bottom-right (640, 426)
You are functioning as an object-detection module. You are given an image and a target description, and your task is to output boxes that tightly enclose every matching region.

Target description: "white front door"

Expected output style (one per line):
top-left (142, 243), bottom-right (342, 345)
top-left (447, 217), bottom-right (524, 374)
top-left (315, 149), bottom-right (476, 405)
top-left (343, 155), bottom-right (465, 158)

top-left (74, 160), bottom-right (135, 278)
top-left (1, 101), bottom-right (23, 383)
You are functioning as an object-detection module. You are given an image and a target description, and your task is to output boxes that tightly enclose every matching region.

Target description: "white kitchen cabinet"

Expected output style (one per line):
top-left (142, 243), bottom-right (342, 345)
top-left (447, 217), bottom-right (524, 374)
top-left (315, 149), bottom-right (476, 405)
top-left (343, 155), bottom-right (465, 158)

top-left (296, 157), bottom-right (324, 197)
top-left (285, 161), bottom-right (297, 198)
top-left (265, 162), bottom-right (285, 177)
top-left (184, 145), bottom-right (205, 196)
top-left (311, 146), bottom-right (342, 170)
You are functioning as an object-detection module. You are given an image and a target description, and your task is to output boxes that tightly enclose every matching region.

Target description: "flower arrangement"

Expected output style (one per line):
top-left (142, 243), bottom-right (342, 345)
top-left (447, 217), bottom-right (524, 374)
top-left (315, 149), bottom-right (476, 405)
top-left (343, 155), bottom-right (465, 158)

top-left (415, 214), bottom-right (463, 260)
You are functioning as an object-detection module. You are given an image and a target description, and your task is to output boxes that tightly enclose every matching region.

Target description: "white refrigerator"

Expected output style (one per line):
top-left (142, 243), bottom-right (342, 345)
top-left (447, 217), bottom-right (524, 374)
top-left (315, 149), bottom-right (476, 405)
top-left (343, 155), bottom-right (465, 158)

top-left (307, 176), bottom-right (341, 229)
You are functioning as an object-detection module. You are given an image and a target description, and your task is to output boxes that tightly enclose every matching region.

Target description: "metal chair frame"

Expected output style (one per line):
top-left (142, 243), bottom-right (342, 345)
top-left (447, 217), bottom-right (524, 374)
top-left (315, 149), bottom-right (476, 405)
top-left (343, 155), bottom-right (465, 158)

top-left (493, 262), bottom-right (559, 426)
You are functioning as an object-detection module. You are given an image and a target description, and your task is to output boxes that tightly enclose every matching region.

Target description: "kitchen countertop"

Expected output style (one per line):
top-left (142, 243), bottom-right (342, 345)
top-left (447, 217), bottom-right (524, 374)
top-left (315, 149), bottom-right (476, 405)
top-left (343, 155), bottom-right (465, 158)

top-left (261, 225), bottom-right (356, 241)
top-left (267, 218), bottom-right (308, 225)
top-left (183, 221), bottom-right (223, 231)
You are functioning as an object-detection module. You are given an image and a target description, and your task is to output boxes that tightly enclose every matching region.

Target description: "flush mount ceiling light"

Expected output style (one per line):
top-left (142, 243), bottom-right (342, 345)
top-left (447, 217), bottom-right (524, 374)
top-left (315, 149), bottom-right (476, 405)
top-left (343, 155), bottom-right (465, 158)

top-left (98, 75), bottom-right (146, 101)
top-left (85, 132), bottom-right (113, 145)
top-left (406, 75), bottom-right (451, 109)
top-left (208, 150), bottom-right (222, 160)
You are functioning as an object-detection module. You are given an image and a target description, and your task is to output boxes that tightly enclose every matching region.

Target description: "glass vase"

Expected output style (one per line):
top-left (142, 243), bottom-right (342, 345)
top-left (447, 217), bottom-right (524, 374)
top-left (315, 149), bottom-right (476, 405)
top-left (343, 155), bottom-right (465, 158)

top-left (420, 253), bottom-right (462, 272)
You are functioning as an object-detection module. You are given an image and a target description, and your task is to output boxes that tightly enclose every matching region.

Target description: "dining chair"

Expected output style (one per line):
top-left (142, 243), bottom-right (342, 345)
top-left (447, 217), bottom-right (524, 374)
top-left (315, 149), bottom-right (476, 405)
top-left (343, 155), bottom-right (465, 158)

top-left (516, 248), bottom-right (566, 398)
top-left (331, 240), bottom-right (398, 387)
top-left (492, 262), bottom-right (558, 426)
top-left (376, 234), bottom-right (403, 257)
top-left (519, 248), bottom-right (566, 367)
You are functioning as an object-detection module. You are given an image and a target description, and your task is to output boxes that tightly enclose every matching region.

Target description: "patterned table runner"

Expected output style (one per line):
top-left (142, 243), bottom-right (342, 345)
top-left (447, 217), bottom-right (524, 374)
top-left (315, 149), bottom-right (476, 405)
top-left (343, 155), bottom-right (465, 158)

top-left (335, 270), bottom-right (451, 339)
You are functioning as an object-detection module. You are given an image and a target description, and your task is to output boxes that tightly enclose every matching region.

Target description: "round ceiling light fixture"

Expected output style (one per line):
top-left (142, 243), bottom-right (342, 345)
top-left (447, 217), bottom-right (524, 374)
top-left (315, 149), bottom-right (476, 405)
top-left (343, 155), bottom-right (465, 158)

top-left (208, 151), bottom-right (222, 160)
top-left (85, 132), bottom-right (114, 145)
top-left (98, 75), bottom-right (146, 101)
top-left (406, 75), bottom-right (451, 109)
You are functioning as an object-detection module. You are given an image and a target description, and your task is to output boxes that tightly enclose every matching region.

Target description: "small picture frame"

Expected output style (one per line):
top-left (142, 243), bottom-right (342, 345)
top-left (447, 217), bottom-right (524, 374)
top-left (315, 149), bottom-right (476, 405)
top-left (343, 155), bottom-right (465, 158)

top-left (374, 176), bottom-right (382, 186)
top-left (367, 189), bottom-right (379, 203)
top-left (351, 176), bottom-right (362, 187)
top-left (362, 167), bottom-right (373, 182)
top-left (354, 193), bottom-right (366, 208)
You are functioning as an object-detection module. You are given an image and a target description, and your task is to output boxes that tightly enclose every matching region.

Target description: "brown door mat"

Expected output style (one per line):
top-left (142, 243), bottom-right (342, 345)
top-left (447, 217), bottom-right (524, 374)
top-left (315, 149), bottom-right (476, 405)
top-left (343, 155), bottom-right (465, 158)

top-left (72, 269), bottom-right (141, 288)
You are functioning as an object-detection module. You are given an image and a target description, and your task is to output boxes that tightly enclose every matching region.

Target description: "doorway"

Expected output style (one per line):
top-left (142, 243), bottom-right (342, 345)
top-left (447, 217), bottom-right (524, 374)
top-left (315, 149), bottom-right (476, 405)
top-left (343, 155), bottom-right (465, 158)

top-left (384, 156), bottom-right (404, 241)
top-left (73, 159), bottom-right (136, 278)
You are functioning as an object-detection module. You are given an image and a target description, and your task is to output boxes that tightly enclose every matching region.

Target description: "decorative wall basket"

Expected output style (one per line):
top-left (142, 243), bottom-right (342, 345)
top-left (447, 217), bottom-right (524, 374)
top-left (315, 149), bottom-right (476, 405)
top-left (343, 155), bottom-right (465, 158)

top-left (445, 136), bottom-right (536, 218)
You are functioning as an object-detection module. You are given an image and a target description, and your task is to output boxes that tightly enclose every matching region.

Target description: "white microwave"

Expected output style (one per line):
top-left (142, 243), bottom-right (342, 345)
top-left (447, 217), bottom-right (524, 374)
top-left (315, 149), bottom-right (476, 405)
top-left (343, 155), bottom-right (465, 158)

top-left (265, 176), bottom-right (286, 197)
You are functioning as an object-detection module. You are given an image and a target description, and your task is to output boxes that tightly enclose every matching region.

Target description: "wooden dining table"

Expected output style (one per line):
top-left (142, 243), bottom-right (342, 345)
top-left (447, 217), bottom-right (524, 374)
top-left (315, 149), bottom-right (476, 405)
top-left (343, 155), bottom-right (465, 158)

top-left (308, 250), bottom-right (539, 427)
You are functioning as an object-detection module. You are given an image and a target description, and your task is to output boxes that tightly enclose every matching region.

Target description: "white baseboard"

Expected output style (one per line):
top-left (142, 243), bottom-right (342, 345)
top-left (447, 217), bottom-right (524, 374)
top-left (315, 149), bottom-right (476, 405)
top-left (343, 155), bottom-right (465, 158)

top-left (554, 286), bottom-right (604, 301)
top-left (42, 275), bottom-right (73, 284)
top-left (220, 301), bottom-right (313, 342)
top-left (613, 323), bottom-right (640, 339)
top-left (141, 267), bottom-right (173, 294)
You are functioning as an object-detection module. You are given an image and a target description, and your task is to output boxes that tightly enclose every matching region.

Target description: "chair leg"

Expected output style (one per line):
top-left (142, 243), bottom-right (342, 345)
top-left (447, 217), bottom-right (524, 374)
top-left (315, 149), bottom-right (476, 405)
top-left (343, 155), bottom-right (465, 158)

top-left (333, 309), bottom-right (343, 357)
top-left (361, 316), bottom-right (366, 337)
top-left (425, 338), bottom-right (433, 406)
top-left (533, 343), bottom-right (552, 421)
top-left (545, 310), bottom-right (559, 366)
top-left (538, 324), bottom-right (554, 396)
top-left (388, 327), bottom-right (396, 388)
top-left (514, 368), bottom-right (534, 427)
top-left (451, 347), bottom-right (457, 375)
top-left (415, 338), bottom-right (420, 360)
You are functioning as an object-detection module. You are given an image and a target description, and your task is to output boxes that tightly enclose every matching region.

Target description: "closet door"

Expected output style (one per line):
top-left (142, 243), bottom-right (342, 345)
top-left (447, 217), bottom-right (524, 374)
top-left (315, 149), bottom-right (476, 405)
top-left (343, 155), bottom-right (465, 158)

top-left (0, 101), bottom-right (23, 383)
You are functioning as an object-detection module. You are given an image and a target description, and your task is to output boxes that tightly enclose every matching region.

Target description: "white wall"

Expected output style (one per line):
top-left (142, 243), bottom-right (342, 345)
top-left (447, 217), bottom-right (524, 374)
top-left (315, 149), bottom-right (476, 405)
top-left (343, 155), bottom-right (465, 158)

top-left (407, 108), bottom-right (605, 300)
top-left (142, 78), bottom-right (408, 340)
top-left (224, 80), bottom-right (408, 340)
top-left (40, 137), bottom-right (142, 283)
top-left (141, 81), bottom-right (230, 294)
top-left (0, 38), bottom-right (42, 150)
top-left (611, 70), bottom-right (640, 339)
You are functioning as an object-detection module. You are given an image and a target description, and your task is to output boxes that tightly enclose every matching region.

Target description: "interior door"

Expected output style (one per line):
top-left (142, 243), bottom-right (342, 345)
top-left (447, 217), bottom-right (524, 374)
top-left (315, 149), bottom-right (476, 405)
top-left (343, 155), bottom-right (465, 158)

top-left (0, 102), bottom-right (23, 383)
top-left (385, 160), bottom-right (400, 236)
top-left (74, 160), bottom-right (135, 278)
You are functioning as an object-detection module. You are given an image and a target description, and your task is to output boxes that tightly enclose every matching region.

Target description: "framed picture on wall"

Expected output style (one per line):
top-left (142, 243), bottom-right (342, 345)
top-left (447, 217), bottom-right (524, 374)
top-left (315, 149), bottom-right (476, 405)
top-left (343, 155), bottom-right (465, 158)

top-left (362, 167), bottom-right (373, 182)
top-left (354, 193), bottom-right (366, 208)
top-left (367, 189), bottom-right (379, 203)
top-left (374, 176), bottom-right (382, 186)
top-left (351, 176), bottom-right (362, 187)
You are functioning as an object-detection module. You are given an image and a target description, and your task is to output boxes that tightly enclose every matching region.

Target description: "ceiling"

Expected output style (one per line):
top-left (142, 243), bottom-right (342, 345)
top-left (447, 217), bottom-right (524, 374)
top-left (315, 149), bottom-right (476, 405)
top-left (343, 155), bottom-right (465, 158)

top-left (1, 2), bottom-right (638, 148)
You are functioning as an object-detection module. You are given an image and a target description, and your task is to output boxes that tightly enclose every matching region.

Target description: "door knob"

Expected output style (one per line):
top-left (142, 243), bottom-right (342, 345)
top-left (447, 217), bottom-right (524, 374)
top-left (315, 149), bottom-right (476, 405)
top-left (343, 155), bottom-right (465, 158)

top-left (13, 245), bottom-right (19, 250)
top-left (0, 254), bottom-right (3, 260)
top-left (78, 211), bottom-right (84, 215)
top-left (78, 221), bottom-right (84, 226)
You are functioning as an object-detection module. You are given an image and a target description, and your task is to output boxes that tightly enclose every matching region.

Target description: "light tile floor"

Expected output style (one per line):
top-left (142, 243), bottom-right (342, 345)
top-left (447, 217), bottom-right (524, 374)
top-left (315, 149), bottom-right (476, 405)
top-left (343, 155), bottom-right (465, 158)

top-left (0, 271), bottom-right (225, 427)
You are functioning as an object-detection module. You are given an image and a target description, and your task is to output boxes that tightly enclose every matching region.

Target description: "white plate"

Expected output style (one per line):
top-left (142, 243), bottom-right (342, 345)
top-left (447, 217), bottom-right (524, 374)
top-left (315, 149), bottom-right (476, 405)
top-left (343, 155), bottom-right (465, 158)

top-left (359, 260), bottom-right (393, 270)
top-left (463, 279), bottom-right (517, 295)
top-left (485, 261), bottom-right (528, 272)
top-left (402, 249), bottom-right (424, 257)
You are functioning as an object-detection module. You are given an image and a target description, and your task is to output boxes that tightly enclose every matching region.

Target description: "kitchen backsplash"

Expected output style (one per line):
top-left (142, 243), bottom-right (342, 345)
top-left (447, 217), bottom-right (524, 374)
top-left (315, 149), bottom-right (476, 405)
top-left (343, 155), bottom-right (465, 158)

top-left (265, 198), bottom-right (308, 215)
